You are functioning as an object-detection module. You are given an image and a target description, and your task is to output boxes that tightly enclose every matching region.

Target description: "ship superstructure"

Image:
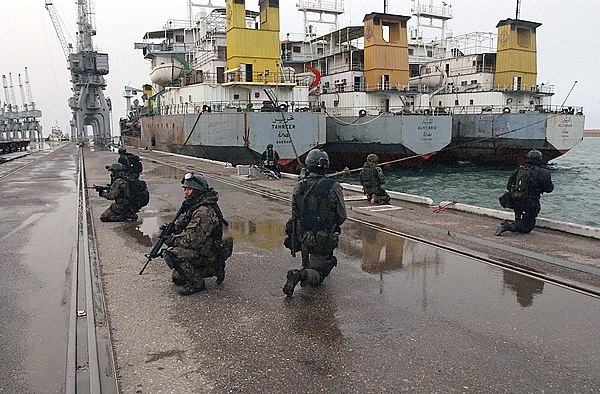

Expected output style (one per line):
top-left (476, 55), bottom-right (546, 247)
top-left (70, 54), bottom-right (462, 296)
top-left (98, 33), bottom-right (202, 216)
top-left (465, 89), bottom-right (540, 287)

top-left (405, 0), bottom-right (584, 164)
top-left (129, 0), bottom-right (326, 171)
top-left (281, 1), bottom-right (452, 168)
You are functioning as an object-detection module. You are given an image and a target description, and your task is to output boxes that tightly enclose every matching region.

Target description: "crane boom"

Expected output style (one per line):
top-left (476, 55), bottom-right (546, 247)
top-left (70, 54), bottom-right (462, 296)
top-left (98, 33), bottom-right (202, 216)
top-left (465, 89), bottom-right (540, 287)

top-left (8, 73), bottom-right (18, 112)
top-left (2, 75), bottom-right (9, 104)
top-left (24, 67), bottom-right (35, 109)
top-left (45, 1), bottom-right (72, 62)
top-left (18, 74), bottom-right (28, 111)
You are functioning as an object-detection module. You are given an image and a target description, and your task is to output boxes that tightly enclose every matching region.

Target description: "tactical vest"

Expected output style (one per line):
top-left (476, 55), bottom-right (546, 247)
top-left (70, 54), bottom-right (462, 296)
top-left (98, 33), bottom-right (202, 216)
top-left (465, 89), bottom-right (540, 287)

top-left (264, 150), bottom-right (276, 165)
top-left (360, 165), bottom-right (378, 189)
top-left (298, 178), bottom-right (336, 233)
top-left (511, 165), bottom-right (538, 200)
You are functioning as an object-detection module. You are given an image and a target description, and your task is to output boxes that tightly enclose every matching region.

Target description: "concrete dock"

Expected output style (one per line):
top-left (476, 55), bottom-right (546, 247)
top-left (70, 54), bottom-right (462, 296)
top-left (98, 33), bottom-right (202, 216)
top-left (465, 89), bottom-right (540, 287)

top-left (2, 143), bottom-right (599, 393)
top-left (88, 144), bottom-right (600, 392)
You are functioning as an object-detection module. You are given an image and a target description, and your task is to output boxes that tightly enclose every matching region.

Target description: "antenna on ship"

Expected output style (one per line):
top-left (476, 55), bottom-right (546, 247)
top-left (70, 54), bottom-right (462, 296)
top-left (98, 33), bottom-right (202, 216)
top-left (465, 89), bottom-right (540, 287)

top-left (384, 0), bottom-right (388, 13)
top-left (515, 0), bottom-right (521, 19)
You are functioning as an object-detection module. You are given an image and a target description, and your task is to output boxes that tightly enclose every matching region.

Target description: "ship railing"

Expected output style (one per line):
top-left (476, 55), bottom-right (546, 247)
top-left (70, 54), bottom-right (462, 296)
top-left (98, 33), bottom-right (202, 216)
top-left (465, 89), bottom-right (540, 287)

top-left (448, 104), bottom-right (583, 115)
top-left (162, 19), bottom-right (193, 30)
top-left (223, 70), bottom-right (310, 86)
top-left (326, 105), bottom-right (451, 117)
top-left (156, 100), bottom-right (319, 115)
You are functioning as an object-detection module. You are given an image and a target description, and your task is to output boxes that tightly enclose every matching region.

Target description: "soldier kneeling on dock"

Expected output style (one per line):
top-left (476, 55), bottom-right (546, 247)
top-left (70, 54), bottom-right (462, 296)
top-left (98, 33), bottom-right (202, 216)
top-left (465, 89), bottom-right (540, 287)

top-left (260, 143), bottom-right (281, 178)
top-left (97, 163), bottom-right (140, 222)
top-left (359, 154), bottom-right (390, 205)
top-left (496, 150), bottom-right (554, 236)
top-left (283, 149), bottom-right (347, 297)
top-left (162, 173), bottom-right (233, 296)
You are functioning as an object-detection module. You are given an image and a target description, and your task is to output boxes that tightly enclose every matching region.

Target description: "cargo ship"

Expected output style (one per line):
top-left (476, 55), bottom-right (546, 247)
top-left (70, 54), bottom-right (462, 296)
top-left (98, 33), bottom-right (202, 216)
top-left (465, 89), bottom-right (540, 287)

top-left (405, 0), bottom-right (584, 165)
top-left (281, 0), bottom-right (584, 167)
top-left (128, 0), bottom-right (326, 172)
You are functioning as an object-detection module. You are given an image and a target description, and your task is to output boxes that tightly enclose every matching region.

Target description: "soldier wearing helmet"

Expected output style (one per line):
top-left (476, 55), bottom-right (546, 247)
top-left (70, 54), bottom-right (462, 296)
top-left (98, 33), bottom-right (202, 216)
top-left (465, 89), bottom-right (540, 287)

top-left (283, 149), bottom-right (347, 297)
top-left (359, 153), bottom-right (390, 205)
top-left (260, 143), bottom-right (281, 177)
top-left (496, 150), bottom-right (554, 235)
top-left (97, 163), bottom-right (139, 222)
top-left (162, 172), bottom-right (232, 296)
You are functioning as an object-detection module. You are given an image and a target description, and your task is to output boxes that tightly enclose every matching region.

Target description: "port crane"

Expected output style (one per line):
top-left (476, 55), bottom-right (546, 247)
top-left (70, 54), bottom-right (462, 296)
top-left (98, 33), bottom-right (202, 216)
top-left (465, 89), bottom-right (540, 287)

top-left (45, 0), bottom-right (111, 145)
top-left (18, 68), bottom-right (43, 143)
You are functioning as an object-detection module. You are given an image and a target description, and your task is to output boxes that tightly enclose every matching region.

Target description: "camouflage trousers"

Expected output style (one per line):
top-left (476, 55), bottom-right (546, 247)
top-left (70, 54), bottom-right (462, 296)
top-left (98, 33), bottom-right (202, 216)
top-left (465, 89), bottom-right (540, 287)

top-left (100, 202), bottom-right (137, 222)
top-left (365, 187), bottom-right (390, 205)
top-left (167, 247), bottom-right (217, 286)
top-left (300, 252), bottom-right (337, 286)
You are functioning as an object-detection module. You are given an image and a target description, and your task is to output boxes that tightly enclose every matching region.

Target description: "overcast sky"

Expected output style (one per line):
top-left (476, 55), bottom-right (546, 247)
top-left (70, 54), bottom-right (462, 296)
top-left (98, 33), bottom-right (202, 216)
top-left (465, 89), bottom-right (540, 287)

top-left (1, 0), bottom-right (598, 137)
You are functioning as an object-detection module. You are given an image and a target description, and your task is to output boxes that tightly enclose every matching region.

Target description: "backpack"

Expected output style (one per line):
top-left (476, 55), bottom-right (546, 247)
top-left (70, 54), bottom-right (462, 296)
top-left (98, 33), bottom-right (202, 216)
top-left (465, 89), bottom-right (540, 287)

top-left (127, 153), bottom-right (143, 175)
top-left (299, 178), bottom-right (336, 233)
top-left (129, 179), bottom-right (149, 209)
top-left (359, 165), bottom-right (377, 189)
top-left (511, 166), bottom-right (536, 201)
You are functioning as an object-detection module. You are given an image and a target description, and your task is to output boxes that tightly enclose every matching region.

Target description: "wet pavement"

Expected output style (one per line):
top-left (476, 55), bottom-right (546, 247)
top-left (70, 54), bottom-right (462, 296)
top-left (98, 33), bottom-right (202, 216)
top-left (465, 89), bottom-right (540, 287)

top-left (2, 143), bottom-right (599, 392)
top-left (0, 143), bottom-right (77, 393)
top-left (83, 145), bottom-right (600, 393)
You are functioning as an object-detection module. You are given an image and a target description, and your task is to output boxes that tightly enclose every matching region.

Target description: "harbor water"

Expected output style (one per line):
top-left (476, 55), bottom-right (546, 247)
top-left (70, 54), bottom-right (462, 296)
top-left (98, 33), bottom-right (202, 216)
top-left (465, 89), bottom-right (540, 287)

top-left (350, 137), bottom-right (600, 228)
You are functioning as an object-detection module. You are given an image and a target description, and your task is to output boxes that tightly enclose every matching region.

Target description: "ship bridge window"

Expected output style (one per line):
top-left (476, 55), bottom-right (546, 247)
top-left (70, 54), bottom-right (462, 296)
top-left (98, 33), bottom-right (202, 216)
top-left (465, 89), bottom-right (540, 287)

top-left (454, 99), bottom-right (459, 105)
top-left (175, 35), bottom-right (184, 43)
top-left (293, 46), bottom-right (301, 53)
top-left (517, 28), bottom-right (531, 48)
top-left (469, 99), bottom-right (474, 105)
top-left (317, 47), bottom-right (324, 55)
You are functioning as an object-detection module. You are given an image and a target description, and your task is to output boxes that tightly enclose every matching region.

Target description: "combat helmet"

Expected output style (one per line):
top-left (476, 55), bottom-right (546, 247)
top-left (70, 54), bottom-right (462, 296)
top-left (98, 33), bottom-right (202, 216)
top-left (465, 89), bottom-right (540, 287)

top-left (305, 149), bottom-right (330, 172)
top-left (118, 146), bottom-right (127, 155)
top-left (267, 143), bottom-right (273, 149)
top-left (367, 153), bottom-right (379, 163)
top-left (105, 163), bottom-right (125, 172)
top-left (525, 149), bottom-right (543, 164)
top-left (181, 172), bottom-right (209, 191)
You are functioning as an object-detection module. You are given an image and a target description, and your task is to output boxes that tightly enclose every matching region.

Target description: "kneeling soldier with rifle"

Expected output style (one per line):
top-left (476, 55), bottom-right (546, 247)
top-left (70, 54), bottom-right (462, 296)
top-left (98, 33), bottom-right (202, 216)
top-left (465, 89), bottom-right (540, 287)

top-left (96, 163), bottom-right (139, 222)
top-left (141, 172), bottom-right (232, 296)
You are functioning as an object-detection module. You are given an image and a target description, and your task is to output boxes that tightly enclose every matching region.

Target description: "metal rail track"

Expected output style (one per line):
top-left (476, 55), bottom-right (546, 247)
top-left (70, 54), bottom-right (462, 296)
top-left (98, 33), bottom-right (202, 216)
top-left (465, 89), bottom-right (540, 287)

top-left (161, 158), bottom-right (600, 300)
top-left (67, 149), bottom-right (118, 393)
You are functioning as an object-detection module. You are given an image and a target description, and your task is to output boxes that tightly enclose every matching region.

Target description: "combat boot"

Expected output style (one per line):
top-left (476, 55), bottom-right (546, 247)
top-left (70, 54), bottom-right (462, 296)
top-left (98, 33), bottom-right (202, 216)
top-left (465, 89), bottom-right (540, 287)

top-left (178, 280), bottom-right (206, 296)
top-left (171, 270), bottom-right (186, 286)
top-left (495, 220), bottom-right (510, 236)
top-left (283, 269), bottom-right (308, 297)
top-left (125, 212), bottom-right (138, 221)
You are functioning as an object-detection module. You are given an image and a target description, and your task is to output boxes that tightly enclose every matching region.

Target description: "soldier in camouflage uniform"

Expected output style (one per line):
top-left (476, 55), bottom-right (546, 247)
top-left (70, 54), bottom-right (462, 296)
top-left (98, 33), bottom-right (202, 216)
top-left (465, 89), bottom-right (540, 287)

top-left (98, 163), bottom-right (138, 222)
top-left (163, 172), bottom-right (228, 296)
top-left (359, 153), bottom-right (390, 205)
top-left (283, 149), bottom-right (347, 297)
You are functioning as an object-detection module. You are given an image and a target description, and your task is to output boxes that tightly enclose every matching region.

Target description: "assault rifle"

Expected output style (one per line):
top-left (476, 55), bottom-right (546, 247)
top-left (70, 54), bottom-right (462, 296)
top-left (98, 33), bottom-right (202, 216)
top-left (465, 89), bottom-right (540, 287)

top-left (290, 210), bottom-right (297, 257)
top-left (86, 184), bottom-right (110, 192)
top-left (139, 202), bottom-right (188, 275)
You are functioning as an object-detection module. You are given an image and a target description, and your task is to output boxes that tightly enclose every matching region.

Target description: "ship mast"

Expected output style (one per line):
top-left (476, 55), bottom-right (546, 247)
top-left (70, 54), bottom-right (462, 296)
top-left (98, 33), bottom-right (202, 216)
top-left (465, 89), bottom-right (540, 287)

top-left (516, 0), bottom-right (521, 19)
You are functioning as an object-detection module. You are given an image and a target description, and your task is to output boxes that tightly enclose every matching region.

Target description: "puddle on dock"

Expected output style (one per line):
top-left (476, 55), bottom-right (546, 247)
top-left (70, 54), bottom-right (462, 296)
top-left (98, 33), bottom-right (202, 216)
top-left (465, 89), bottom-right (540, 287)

top-left (337, 220), bottom-right (600, 353)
